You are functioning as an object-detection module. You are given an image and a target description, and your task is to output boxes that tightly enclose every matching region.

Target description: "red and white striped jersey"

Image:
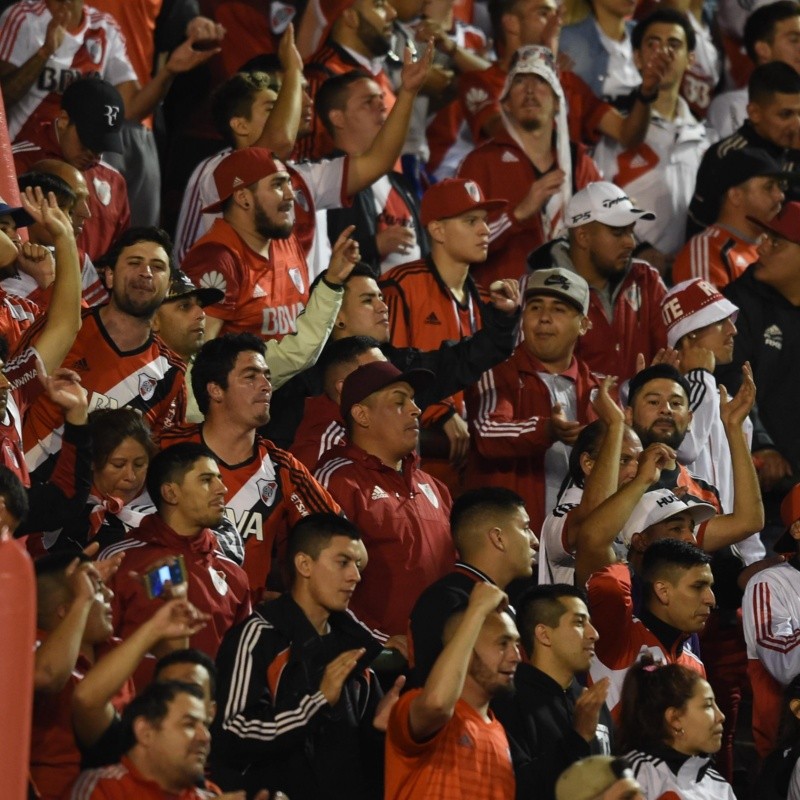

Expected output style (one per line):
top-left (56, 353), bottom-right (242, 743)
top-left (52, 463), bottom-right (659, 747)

top-left (0, 1), bottom-right (136, 143)
top-left (672, 224), bottom-right (758, 289)
top-left (19, 307), bottom-right (185, 478)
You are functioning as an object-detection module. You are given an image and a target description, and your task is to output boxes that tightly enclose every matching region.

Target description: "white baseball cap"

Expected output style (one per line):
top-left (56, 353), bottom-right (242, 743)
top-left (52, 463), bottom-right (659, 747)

top-left (620, 489), bottom-right (717, 547)
top-left (661, 278), bottom-right (739, 349)
top-left (565, 182), bottom-right (656, 229)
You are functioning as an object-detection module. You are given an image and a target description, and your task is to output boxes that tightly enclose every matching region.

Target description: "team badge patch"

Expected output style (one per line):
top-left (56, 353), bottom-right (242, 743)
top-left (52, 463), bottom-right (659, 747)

top-left (209, 566), bottom-right (229, 596)
top-left (464, 181), bottom-right (481, 202)
top-left (257, 479), bottom-right (278, 506)
top-left (84, 34), bottom-right (104, 65)
top-left (93, 177), bottom-right (111, 207)
top-left (288, 267), bottom-right (305, 294)
top-left (137, 373), bottom-right (157, 402)
top-left (418, 483), bottom-right (439, 508)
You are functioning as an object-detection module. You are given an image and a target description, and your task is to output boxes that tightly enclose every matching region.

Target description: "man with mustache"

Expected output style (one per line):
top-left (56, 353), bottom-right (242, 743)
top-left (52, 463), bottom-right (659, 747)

top-left (527, 181), bottom-right (667, 381)
top-left (20, 226), bottom-right (185, 481)
top-left (315, 360), bottom-right (455, 640)
top-left (299, 0), bottom-right (401, 160)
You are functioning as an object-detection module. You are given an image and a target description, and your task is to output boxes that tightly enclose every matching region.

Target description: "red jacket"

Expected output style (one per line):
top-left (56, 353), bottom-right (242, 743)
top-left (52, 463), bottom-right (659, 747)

top-left (315, 443), bottom-right (455, 638)
top-left (290, 394), bottom-right (344, 471)
top-left (464, 346), bottom-right (602, 531)
top-left (457, 130), bottom-right (601, 287)
top-left (100, 514), bottom-right (251, 658)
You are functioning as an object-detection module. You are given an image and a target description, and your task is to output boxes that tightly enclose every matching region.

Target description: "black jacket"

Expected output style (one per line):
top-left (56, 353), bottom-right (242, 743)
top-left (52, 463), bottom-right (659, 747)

top-left (210, 594), bottom-right (384, 798)
top-left (491, 663), bottom-right (613, 800)
top-left (264, 300), bottom-right (520, 449)
top-left (687, 121), bottom-right (800, 237)
top-left (716, 265), bottom-right (800, 474)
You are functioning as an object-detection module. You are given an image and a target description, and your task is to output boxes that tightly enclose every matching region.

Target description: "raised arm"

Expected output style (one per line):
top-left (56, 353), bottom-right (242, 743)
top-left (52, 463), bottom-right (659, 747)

top-left (409, 582), bottom-right (506, 741)
top-left (18, 188), bottom-right (81, 373)
top-left (702, 363), bottom-right (765, 551)
top-left (344, 42), bottom-right (434, 196)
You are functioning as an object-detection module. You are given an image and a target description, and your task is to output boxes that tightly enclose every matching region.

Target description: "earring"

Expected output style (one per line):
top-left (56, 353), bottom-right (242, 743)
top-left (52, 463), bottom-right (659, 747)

top-left (335, 321), bottom-right (346, 329)
top-left (673, 728), bottom-right (684, 737)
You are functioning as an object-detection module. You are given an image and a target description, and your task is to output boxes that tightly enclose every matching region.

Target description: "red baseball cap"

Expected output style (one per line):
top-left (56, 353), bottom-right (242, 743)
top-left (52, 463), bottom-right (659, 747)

top-left (747, 201), bottom-right (800, 246)
top-left (775, 482), bottom-right (800, 552)
top-left (340, 361), bottom-right (434, 420)
top-left (420, 179), bottom-right (506, 226)
top-left (202, 147), bottom-right (286, 214)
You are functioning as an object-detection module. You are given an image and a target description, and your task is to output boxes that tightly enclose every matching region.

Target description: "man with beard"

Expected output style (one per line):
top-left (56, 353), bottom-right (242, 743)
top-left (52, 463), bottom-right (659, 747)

top-left (299, 0), bottom-right (400, 161)
top-left (20, 226), bottom-right (185, 481)
top-left (457, 45), bottom-right (601, 287)
top-left (385, 581), bottom-right (519, 800)
top-left (526, 181), bottom-right (667, 381)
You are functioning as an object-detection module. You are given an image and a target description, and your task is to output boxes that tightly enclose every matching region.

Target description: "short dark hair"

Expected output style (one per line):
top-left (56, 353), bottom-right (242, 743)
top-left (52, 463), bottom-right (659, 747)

top-left (315, 69), bottom-right (374, 137)
top-left (568, 420), bottom-right (606, 487)
top-left (516, 584), bottom-right (586, 655)
top-left (0, 334), bottom-right (8, 364)
top-left (632, 8), bottom-right (696, 52)
top-left (18, 171), bottom-right (76, 209)
top-left (192, 333), bottom-right (266, 414)
top-left (286, 512), bottom-right (361, 581)
top-left (319, 335), bottom-right (382, 383)
top-left (450, 487), bottom-right (526, 552)
top-left (89, 408), bottom-right (156, 471)
top-left (626, 364), bottom-right (691, 408)
top-left (120, 680), bottom-right (205, 753)
top-left (0, 465), bottom-right (29, 524)
top-left (211, 71), bottom-right (278, 146)
top-left (749, 60), bottom-right (800, 105)
top-left (744, 0), bottom-right (800, 63)
top-left (35, 551), bottom-right (91, 627)
top-left (155, 648), bottom-right (217, 700)
top-left (96, 226), bottom-right (175, 273)
top-left (146, 443), bottom-right (216, 512)
top-left (618, 656), bottom-right (703, 752)
top-left (641, 537), bottom-right (711, 591)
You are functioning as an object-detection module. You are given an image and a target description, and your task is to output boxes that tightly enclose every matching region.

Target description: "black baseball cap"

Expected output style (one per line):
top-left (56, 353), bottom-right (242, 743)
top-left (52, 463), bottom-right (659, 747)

top-left (716, 147), bottom-right (799, 194)
top-left (0, 201), bottom-right (33, 228)
top-left (62, 78), bottom-right (125, 155)
top-left (162, 270), bottom-right (224, 307)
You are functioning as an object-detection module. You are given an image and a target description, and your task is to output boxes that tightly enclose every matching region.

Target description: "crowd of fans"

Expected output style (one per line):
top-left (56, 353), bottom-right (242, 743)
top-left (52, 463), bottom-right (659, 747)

top-left (3, 0), bottom-right (800, 797)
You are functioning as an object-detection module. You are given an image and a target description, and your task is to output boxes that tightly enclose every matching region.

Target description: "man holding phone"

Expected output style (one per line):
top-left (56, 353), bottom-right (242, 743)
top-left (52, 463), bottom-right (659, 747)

top-left (99, 442), bottom-right (251, 659)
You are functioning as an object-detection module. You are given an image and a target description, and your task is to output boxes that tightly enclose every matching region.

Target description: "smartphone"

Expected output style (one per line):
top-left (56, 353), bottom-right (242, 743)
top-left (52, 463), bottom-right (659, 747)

top-left (144, 556), bottom-right (187, 599)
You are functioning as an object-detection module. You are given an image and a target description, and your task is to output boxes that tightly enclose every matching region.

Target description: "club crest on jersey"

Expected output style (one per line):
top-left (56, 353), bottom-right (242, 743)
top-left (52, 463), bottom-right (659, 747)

top-left (418, 483), bottom-right (439, 508)
top-left (288, 267), bottom-right (305, 294)
top-left (84, 34), bottom-right (104, 65)
top-left (270, 1), bottom-right (295, 34)
top-left (209, 566), bottom-right (229, 596)
top-left (294, 188), bottom-right (309, 212)
top-left (257, 479), bottom-right (278, 506)
top-left (138, 373), bottom-right (158, 402)
top-left (93, 177), bottom-right (112, 207)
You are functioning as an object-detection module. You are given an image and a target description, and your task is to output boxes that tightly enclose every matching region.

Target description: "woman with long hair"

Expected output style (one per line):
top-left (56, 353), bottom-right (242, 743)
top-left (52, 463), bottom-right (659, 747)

top-left (617, 657), bottom-right (734, 799)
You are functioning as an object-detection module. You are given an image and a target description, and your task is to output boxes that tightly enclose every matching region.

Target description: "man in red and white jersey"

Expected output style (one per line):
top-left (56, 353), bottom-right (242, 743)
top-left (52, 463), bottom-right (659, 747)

top-left (742, 484), bottom-right (800, 758)
top-left (11, 77), bottom-right (130, 261)
top-left (588, 537), bottom-right (714, 718)
top-left (160, 333), bottom-right (342, 596)
top-left (0, 0), bottom-right (223, 225)
top-left (20, 226), bottom-right (186, 481)
top-left (174, 36), bottom-right (432, 279)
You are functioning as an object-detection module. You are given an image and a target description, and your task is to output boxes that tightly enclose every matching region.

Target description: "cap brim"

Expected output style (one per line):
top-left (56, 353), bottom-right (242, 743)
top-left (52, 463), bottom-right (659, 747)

top-left (0, 205), bottom-right (34, 229)
top-left (163, 286), bottom-right (224, 307)
top-left (523, 288), bottom-right (584, 314)
top-left (201, 198), bottom-right (225, 215)
top-left (77, 124), bottom-right (123, 155)
top-left (395, 367), bottom-right (435, 395)
top-left (746, 213), bottom-right (800, 242)
top-left (596, 208), bottom-right (656, 226)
